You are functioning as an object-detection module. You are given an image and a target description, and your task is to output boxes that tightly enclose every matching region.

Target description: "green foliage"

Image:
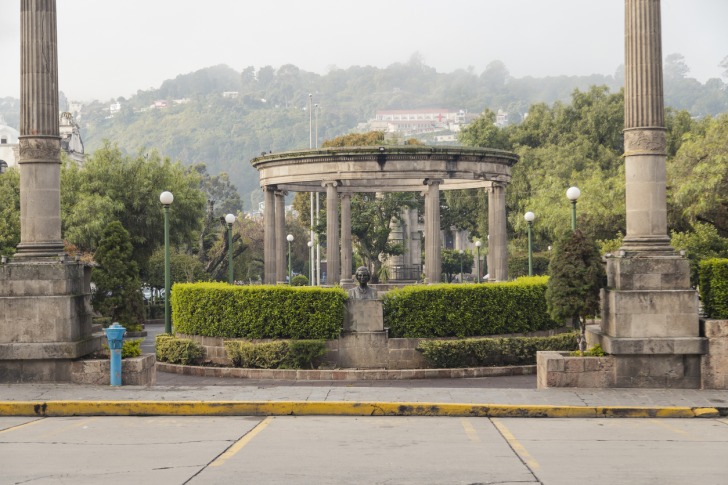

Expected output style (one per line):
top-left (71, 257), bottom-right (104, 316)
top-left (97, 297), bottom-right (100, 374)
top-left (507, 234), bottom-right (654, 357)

top-left (597, 232), bottom-right (624, 255)
top-left (172, 282), bottom-right (346, 339)
top-left (508, 254), bottom-right (550, 278)
top-left (0, 167), bottom-right (20, 256)
top-left (546, 230), bottom-right (606, 352)
top-left (224, 339), bottom-right (327, 369)
top-left (155, 334), bottom-right (204, 365)
top-left (699, 259), bottom-right (728, 319)
top-left (91, 221), bottom-right (145, 331)
top-left (671, 222), bottom-right (728, 287)
top-left (416, 332), bottom-right (578, 368)
top-left (61, 143), bottom-right (206, 275)
top-left (291, 274), bottom-right (309, 286)
top-left (146, 247), bottom-right (210, 288)
top-left (121, 339), bottom-right (142, 359)
top-left (570, 344), bottom-right (605, 357)
top-left (441, 249), bottom-right (474, 283)
top-left (383, 276), bottom-right (560, 338)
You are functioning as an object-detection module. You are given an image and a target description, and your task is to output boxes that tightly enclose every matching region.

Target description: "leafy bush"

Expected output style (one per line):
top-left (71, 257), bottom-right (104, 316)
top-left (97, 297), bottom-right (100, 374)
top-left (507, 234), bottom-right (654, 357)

top-left (417, 333), bottom-right (578, 368)
top-left (672, 223), bottom-right (728, 287)
top-left (508, 254), bottom-right (550, 278)
top-left (382, 276), bottom-right (560, 338)
top-left (172, 283), bottom-right (346, 339)
top-left (699, 258), bottom-right (728, 318)
top-left (291, 274), bottom-right (309, 286)
top-left (155, 334), bottom-right (204, 365)
top-left (224, 340), bottom-right (327, 369)
top-left (100, 338), bottom-right (142, 359)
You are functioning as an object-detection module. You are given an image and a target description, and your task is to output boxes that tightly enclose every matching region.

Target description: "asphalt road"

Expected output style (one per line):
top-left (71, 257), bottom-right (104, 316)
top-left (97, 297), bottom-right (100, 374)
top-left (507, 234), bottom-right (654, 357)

top-left (2, 415), bottom-right (727, 484)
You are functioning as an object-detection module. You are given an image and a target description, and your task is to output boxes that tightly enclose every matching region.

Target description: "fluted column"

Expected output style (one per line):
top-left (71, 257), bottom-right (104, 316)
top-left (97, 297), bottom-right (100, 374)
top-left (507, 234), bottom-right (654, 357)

top-left (263, 186), bottom-right (276, 284)
top-left (16, 0), bottom-right (64, 258)
top-left (488, 182), bottom-right (508, 282)
top-left (424, 179), bottom-right (442, 284)
top-left (324, 181), bottom-right (340, 285)
top-left (274, 190), bottom-right (287, 283)
top-left (622, 0), bottom-right (671, 252)
top-left (340, 193), bottom-right (353, 283)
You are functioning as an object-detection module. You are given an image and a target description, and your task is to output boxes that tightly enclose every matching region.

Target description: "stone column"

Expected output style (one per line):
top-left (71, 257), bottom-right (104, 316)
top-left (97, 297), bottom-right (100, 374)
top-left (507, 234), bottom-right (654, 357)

top-left (585, 0), bottom-right (705, 389)
top-left (0, 0), bottom-right (101, 382)
top-left (15, 0), bottom-right (64, 259)
top-left (263, 186), bottom-right (276, 284)
top-left (324, 181), bottom-right (340, 285)
top-left (487, 182), bottom-right (508, 282)
top-left (340, 193), bottom-right (353, 283)
top-left (622, 0), bottom-right (671, 252)
top-left (424, 179), bottom-right (442, 284)
top-left (274, 190), bottom-right (287, 283)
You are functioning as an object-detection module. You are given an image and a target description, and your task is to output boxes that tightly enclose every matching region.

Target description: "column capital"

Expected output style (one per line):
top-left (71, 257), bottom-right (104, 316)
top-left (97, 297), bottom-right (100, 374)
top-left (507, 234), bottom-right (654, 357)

top-left (264, 185), bottom-right (278, 193)
top-left (274, 189), bottom-right (288, 197)
top-left (322, 180), bottom-right (339, 188)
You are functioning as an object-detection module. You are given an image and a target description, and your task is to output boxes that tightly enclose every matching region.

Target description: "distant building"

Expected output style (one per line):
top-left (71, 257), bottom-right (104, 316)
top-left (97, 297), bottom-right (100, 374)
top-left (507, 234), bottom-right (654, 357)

top-left (365, 108), bottom-right (479, 138)
top-left (59, 112), bottom-right (85, 164)
top-left (0, 119), bottom-right (19, 173)
top-left (222, 91), bottom-right (239, 99)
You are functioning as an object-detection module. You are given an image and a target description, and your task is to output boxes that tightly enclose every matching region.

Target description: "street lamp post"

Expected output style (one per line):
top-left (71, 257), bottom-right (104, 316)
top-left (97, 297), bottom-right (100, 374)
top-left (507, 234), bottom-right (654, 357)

top-left (459, 249), bottom-right (464, 283)
top-left (475, 240), bottom-right (482, 283)
top-left (524, 211), bottom-right (535, 276)
top-left (566, 186), bottom-right (581, 231)
top-left (307, 240), bottom-right (314, 286)
top-left (225, 213), bottom-right (236, 284)
top-left (159, 191), bottom-right (174, 334)
top-left (287, 234), bottom-right (294, 284)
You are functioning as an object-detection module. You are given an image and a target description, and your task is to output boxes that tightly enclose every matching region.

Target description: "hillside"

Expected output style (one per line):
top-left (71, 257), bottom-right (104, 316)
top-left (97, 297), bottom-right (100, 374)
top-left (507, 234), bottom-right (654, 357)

top-left (2, 58), bottom-right (726, 208)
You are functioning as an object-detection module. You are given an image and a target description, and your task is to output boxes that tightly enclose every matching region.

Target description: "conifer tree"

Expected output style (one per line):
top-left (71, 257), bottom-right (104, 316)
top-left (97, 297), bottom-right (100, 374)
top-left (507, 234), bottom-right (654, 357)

top-left (546, 229), bottom-right (606, 354)
top-left (92, 221), bottom-right (145, 331)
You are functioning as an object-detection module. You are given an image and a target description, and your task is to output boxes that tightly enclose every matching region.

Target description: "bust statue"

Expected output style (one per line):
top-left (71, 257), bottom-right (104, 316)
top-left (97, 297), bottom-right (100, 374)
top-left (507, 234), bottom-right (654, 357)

top-left (348, 266), bottom-right (378, 300)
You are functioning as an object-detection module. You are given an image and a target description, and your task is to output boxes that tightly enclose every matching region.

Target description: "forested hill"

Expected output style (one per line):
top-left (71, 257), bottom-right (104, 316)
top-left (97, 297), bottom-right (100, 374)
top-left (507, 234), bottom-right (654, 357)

top-left (3, 55), bottom-right (726, 208)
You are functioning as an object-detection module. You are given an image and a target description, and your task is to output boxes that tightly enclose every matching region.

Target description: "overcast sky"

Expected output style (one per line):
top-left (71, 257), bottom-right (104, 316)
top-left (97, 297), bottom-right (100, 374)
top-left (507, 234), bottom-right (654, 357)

top-left (1, 0), bottom-right (726, 102)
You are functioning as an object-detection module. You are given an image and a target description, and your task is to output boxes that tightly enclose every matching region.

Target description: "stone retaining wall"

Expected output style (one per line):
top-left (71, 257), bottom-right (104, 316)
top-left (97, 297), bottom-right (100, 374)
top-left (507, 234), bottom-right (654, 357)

top-left (536, 351), bottom-right (615, 388)
top-left (701, 319), bottom-right (728, 390)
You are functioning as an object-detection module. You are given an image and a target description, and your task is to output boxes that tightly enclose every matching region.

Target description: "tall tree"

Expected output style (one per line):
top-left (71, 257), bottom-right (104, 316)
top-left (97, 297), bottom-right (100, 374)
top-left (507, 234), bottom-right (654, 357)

top-left (0, 167), bottom-right (20, 256)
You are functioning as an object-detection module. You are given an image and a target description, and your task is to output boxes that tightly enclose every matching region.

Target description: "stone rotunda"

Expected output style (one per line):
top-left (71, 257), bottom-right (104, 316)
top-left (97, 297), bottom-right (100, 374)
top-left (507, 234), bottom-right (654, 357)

top-left (251, 146), bottom-right (519, 285)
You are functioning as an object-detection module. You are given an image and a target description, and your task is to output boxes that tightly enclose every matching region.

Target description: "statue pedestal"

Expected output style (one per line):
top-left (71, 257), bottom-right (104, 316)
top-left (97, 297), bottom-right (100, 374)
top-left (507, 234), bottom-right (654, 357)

top-left (340, 299), bottom-right (388, 368)
top-left (587, 253), bottom-right (706, 388)
top-left (0, 260), bottom-right (102, 382)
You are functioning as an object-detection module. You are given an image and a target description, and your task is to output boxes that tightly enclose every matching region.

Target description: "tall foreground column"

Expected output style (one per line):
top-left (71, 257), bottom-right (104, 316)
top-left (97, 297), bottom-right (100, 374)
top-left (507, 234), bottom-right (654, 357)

top-left (274, 190), bottom-right (287, 283)
top-left (340, 193), bottom-right (353, 283)
top-left (424, 179), bottom-right (442, 284)
top-left (586, 0), bottom-right (705, 389)
top-left (1, 0), bottom-right (100, 383)
top-left (263, 186), bottom-right (276, 284)
top-left (487, 183), bottom-right (508, 282)
top-left (16, 0), bottom-right (64, 258)
top-left (324, 181), bottom-right (340, 285)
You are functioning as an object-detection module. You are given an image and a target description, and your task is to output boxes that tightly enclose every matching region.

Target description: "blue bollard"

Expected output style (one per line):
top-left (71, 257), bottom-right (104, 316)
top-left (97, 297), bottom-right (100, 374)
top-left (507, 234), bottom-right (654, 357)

top-left (104, 322), bottom-right (126, 386)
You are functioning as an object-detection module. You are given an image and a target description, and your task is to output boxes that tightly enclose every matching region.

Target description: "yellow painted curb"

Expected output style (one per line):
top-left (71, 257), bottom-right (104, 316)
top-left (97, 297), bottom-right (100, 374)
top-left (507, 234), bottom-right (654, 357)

top-left (0, 401), bottom-right (720, 418)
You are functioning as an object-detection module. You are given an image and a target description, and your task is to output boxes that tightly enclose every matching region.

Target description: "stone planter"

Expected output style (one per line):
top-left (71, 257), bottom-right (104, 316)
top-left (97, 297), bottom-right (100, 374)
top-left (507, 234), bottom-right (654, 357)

top-left (537, 351), bottom-right (614, 388)
top-left (71, 354), bottom-right (156, 386)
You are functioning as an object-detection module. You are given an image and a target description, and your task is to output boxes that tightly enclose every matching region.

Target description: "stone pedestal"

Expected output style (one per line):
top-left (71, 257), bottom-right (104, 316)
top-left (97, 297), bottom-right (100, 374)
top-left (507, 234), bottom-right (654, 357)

top-left (587, 254), bottom-right (706, 388)
top-left (340, 299), bottom-right (388, 368)
top-left (0, 261), bottom-right (102, 382)
top-left (701, 319), bottom-right (728, 390)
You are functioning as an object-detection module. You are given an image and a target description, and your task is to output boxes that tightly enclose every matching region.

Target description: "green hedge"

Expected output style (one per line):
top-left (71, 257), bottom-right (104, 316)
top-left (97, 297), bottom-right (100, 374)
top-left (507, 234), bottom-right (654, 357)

top-left (383, 276), bottom-right (560, 338)
top-left (699, 258), bottom-right (728, 318)
top-left (155, 334), bottom-right (204, 365)
top-left (171, 283), bottom-right (347, 339)
top-left (224, 340), bottom-right (327, 369)
top-left (417, 333), bottom-right (578, 368)
top-left (508, 254), bottom-right (550, 278)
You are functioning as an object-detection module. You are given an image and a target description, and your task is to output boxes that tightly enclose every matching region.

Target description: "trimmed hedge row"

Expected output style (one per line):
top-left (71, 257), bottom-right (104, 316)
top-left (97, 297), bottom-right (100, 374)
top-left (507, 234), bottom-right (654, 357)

top-left (417, 333), bottom-right (578, 368)
top-left (383, 276), bottom-right (560, 338)
top-left (699, 258), bottom-right (728, 318)
top-left (171, 283), bottom-right (347, 339)
top-left (224, 340), bottom-right (327, 369)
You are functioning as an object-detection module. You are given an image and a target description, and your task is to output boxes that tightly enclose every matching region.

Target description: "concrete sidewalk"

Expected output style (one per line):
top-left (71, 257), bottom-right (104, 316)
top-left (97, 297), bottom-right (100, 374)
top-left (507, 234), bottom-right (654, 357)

top-left (1, 369), bottom-right (727, 418)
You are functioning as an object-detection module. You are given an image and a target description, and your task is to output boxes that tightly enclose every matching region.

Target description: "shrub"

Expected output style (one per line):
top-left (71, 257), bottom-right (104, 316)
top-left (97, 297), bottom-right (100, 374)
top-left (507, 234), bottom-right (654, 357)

top-left (416, 333), bottom-right (578, 368)
top-left (172, 283), bottom-right (346, 339)
top-left (699, 258), bottom-right (728, 318)
top-left (99, 338), bottom-right (142, 359)
top-left (224, 340), bottom-right (327, 369)
top-left (508, 254), bottom-right (550, 278)
top-left (291, 274), bottom-right (309, 286)
top-left (155, 334), bottom-right (204, 365)
top-left (382, 276), bottom-right (560, 338)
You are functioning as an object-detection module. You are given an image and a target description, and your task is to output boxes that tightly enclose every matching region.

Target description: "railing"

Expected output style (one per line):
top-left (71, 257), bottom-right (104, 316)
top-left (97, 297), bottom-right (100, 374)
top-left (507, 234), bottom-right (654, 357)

top-left (389, 264), bottom-right (422, 281)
